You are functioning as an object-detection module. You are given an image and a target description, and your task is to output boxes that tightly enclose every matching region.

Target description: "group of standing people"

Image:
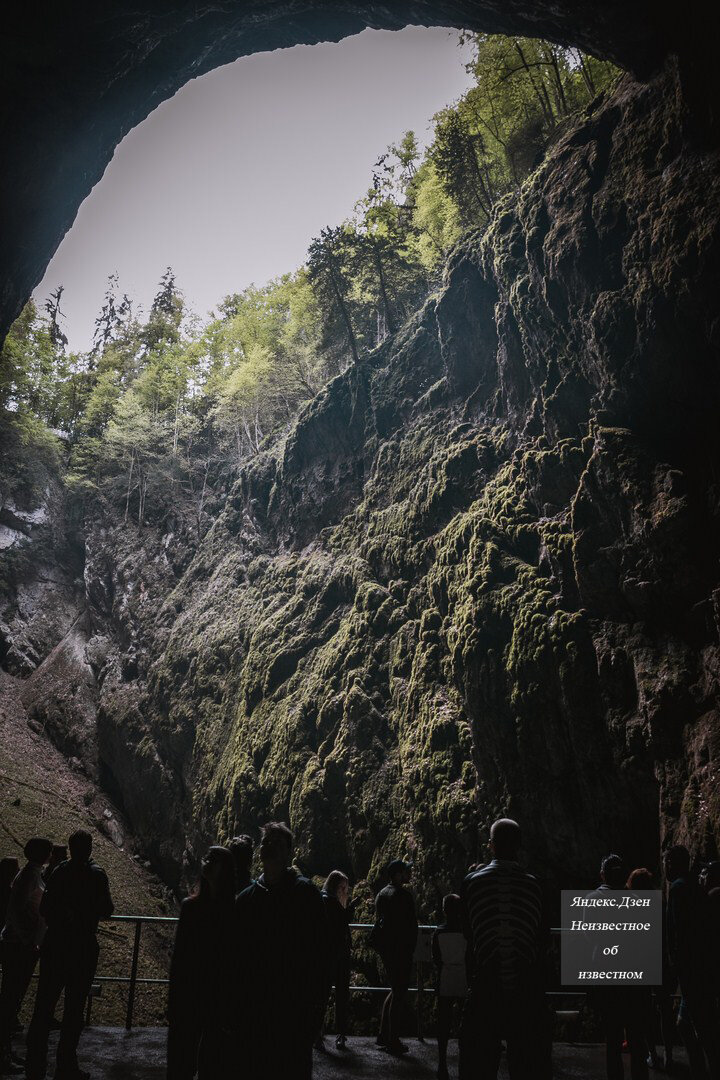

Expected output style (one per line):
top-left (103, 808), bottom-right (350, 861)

top-left (164, 817), bottom-right (550, 1080)
top-left (582, 847), bottom-right (720, 1080)
top-left (0, 831), bottom-right (113, 1080)
top-left (3, 817), bottom-right (719, 1080)
top-left (167, 822), bottom-right (349, 1080)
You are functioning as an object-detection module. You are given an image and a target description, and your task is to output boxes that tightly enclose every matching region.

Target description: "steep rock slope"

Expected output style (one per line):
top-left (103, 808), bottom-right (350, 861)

top-left (88, 61), bottom-right (720, 900)
top-left (0, 672), bottom-right (174, 1024)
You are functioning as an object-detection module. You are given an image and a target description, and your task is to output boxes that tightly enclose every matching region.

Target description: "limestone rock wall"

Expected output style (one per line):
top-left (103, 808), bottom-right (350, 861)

top-left (92, 62), bottom-right (720, 898)
top-left (3, 61), bottom-right (719, 906)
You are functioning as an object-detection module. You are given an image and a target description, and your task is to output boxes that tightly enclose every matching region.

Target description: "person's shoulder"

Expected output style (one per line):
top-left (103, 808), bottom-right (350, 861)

top-left (235, 880), bottom-right (259, 907)
top-left (47, 859), bottom-right (72, 881)
top-left (88, 862), bottom-right (110, 884)
top-left (294, 873), bottom-right (320, 896)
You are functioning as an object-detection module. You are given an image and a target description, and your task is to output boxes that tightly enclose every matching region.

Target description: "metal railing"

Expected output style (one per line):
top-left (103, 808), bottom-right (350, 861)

top-left (97, 916), bottom-right (583, 1032)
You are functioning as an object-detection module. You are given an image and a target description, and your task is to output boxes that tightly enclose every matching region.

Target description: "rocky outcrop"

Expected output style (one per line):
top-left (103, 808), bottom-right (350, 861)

top-left (3, 59), bottom-right (719, 906)
top-left (0, 484), bottom-right (83, 675)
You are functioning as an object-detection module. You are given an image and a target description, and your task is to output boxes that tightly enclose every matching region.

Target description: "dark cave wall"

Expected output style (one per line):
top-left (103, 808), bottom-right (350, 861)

top-left (2, 0), bottom-right (672, 344)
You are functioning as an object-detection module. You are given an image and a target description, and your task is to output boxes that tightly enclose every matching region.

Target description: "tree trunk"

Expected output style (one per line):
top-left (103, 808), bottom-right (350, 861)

top-left (370, 238), bottom-right (396, 335)
top-left (513, 41), bottom-right (554, 127)
top-left (329, 271), bottom-right (360, 365)
top-left (124, 450), bottom-right (135, 524)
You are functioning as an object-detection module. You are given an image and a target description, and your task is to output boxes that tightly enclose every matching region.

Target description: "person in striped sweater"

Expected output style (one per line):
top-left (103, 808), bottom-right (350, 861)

top-left (458, 818), bottom-right (550, 1079)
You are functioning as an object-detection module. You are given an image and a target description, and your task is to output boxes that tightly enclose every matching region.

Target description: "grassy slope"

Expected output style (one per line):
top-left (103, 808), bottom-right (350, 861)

top-left (0, 670), bottom-right (176, 1025)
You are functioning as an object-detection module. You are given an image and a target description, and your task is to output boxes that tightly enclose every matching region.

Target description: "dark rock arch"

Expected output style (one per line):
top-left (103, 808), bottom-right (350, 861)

top-left (2, 0), bottom-right (674, 341)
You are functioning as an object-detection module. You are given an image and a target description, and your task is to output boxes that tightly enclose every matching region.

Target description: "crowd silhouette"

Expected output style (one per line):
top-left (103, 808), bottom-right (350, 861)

top-left (0, 831), bottom-right (113, 1080)
top-left (1, 819), bottom-right (719, 1079)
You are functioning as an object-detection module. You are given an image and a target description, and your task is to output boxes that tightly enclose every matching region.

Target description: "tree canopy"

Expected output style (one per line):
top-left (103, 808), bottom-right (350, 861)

top-left (0, 33), bottom-right (617, 529)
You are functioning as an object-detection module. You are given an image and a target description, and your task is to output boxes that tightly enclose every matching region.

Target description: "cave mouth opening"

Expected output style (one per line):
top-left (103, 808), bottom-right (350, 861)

top-left (31, 26), bottom-right (476, 358)
top-left (8, 24), bottom-right (619, 505)
top-left (2, 0), bottom-right (667, 347)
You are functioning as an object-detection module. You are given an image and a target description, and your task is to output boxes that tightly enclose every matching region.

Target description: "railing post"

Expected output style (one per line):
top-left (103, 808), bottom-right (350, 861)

top-left (125, 919), bottom-right (142, 1032)
top-left (416, 961), bottom-right (424, 1040)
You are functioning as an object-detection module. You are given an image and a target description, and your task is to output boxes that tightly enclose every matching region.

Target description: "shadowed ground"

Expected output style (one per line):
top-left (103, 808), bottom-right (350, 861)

top-left (27, 1029), bottom-right (691, 1078)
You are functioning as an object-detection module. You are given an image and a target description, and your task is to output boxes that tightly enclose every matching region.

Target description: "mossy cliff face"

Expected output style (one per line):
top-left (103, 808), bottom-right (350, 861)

top-left (6, 61), bottom-right (720, 905)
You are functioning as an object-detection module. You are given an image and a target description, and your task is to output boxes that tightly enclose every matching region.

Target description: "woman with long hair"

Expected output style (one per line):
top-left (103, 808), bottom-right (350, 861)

top-left (316, 870), bottom-right (352, 1051)
top-left (626, 867), bottom-right (661, 1071)
top-left (432, 893), bottom-right (467, 1080)
top-left (167, 845), bottom-right (236, 1079)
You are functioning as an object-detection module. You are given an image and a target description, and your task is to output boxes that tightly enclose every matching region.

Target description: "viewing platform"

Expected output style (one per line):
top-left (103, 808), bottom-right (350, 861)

top-left (35, 1028), bottom-right (691, 1079)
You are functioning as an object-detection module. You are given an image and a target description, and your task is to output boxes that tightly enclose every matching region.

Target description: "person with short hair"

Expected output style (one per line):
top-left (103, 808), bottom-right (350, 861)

top-left (167, 845), bottom-right (237, 1079)
top-left (234, 822), bottom-right (326, 1080)
top-left (24, 830), bottom-right (114, 1080)
top-left (42, 846), bottom-right (67, 886)
top-left (228, 836), bottom-right (254, 896)
top-left (372, 858), bottom-right (418, 1056)
top-left (316, 870), bottom-right (352, 1051)
top-left (664, 844), bottom-right (720, 1079)
top-left (433, 893), bottom-right (467, 1080)
top-left (589, 853), bottom-right (649, 1080)
top-left (0, 839), bottom-right (52, 1076)
top-left (459, 818), bottom-right (550, 1080)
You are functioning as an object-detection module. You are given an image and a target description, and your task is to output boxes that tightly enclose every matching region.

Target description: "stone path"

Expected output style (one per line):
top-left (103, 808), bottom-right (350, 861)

top-left (30, 1029), bottom-right (691, 1078)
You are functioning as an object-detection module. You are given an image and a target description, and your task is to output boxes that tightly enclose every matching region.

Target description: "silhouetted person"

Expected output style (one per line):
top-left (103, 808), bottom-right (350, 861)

top-left (702, 864), bottom-right (720, 1004)
top-left (459, 818), bottom-right (549, 1080)
top-left (433, 893), bottom-right (467, 1080)
top-left (373, 859), bottom-right (417, 1056)
top-left (43, 847), bottom-right (67, 886)
top-left (0, 839), bottom-right (52, 1076)
top-left (316, 871), bottom-right (352, 1051)
top-left (235, 822), bottom-right (326, 1080)
top-left (0, 859), bottom-right (20, 930)
top-left (24, 830), bottom-right (113, 1080)
top-left (665, 845), bottom-right (720, 1079)
top-left (588, 854), bottom-right (648, 1080)
top-left (626, 868), bottom-right (659, 1071)
top-left (228, 836), bottom-right (254, 896)
top-left (167, 845), bottom-right (236, 1080)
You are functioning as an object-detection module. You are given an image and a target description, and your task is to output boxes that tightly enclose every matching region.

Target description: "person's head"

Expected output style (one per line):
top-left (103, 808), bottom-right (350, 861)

top-left (24, 837), bottom-right (53, 866)
top-left (0, 857), bottom-right (20, 891)
top-left (698, 860), bottom-right (720, 892)
top-left (442, 893), bottom-right (462, 930)
top-left (387, 859), bottom-right (412, 887)
top-left (259, 822), bottom-right (293, 878)
top-left (626, 867), bottom-right (654, 889)
top-left (68, 830), bottom-right (93, 863)
top-left (323, 870), bottom-right (350, 907)
top-left (228, 835), bottom-right (254, 878)
top-left (489, 818), bottom-right (522, 861)
top-left (663, 845), bottom-right (690, 883)
top-left (47, 845), bottom-right (67, 871)
top-left (199, 846), bottom-right (236, 905)
top-left (600, 854), bottom-right (625, 889)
